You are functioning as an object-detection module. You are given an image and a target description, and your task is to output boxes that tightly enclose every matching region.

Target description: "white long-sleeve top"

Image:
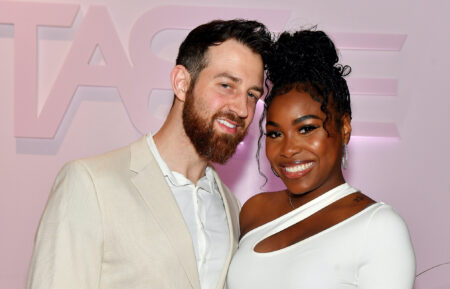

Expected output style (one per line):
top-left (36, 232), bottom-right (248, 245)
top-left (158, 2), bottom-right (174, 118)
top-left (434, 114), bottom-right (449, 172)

top-left (227, 183), bottom-right (416, 289)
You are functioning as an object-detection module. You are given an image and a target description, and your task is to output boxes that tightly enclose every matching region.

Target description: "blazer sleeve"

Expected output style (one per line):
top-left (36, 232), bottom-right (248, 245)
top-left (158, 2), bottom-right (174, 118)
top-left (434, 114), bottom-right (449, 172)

top-left (26, 160), bottom-right (103, 289)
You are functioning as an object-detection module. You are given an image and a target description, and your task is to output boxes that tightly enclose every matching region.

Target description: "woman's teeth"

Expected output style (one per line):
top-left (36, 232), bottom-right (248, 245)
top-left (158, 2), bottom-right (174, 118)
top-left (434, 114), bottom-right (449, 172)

top-left (285, 162), bottom-right (313, 173)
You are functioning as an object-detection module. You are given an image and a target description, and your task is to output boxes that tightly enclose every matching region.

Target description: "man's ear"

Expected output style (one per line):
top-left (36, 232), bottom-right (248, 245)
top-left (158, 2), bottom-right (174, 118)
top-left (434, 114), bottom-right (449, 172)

top-left (170, 65), bottom-right (191, 102)
top-left (341, 114), bottom-right (352, 144)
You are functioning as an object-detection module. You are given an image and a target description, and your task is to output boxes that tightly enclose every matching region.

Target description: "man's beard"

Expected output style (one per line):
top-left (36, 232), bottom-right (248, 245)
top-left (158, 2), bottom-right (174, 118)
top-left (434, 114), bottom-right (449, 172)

top-left (182, 91), bottom-right (247, 164)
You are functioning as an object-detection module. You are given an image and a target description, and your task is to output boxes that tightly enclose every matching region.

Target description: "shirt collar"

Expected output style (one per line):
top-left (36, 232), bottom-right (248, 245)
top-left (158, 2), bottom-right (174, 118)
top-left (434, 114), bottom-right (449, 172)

top-left (146, 134), bottom-right (218, 193)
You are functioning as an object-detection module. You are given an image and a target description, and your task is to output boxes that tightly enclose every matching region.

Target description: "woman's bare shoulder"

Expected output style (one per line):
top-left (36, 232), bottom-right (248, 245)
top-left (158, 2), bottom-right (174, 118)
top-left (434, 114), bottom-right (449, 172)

top-left (239, 190), bottom-right (286, 238)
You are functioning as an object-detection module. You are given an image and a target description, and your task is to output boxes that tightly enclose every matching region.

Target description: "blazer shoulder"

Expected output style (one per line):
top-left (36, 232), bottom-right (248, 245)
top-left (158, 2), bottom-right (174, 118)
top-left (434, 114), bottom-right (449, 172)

top-left (71, 136), bottom-right (148, 177)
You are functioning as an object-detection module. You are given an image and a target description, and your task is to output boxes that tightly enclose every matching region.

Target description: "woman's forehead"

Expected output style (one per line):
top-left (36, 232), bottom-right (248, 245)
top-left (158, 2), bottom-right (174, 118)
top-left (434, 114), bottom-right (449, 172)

top-left (267, 89), bottom-right (324, 118)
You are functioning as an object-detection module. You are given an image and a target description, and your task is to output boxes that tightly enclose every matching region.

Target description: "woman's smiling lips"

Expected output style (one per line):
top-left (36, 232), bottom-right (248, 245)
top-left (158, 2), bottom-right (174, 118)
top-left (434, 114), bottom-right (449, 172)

top-left (280, 161), bottom-right (314, 179)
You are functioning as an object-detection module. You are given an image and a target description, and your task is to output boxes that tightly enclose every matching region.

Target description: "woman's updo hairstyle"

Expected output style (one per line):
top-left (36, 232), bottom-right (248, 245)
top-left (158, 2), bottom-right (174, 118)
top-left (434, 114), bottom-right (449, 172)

top-left (263, 28), bottom-right (352, 131)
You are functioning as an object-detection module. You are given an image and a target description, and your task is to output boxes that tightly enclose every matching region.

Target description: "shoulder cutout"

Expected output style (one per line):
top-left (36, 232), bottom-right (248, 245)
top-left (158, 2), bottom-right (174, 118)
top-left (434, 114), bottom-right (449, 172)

top-left (254, 192), bottom-right (375, 253)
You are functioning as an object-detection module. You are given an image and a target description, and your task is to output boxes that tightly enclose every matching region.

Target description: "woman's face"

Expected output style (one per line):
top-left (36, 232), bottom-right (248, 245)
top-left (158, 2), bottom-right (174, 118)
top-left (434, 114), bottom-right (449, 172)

top-left (265, 87), bottom-right (351, 196)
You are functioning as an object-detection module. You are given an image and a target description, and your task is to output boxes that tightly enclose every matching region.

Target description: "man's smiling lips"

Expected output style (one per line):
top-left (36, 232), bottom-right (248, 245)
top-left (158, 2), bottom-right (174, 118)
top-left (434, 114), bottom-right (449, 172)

top-left (280, 161), bottom-right (314, 179)
top-left (216, 118), bottom-right (239, 134)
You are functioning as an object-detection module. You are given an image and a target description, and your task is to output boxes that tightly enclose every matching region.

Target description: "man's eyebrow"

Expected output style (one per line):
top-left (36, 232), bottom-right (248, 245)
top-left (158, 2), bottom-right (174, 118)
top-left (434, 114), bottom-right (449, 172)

top-left (250, 85), bottom-right (263, 94)
top-left (293, 115), bottom-right (321, 124)
top-left (215, 73), bottom-right (263, 93)
top-left (215, 72), bottom-right (241, 83)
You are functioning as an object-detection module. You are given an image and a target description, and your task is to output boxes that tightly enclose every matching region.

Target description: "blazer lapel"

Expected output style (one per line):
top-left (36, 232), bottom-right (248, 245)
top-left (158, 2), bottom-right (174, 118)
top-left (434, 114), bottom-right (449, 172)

top-left (129, 137), bottom-right (200, 289)
top-left (212, 169), bottom-right (240, 289)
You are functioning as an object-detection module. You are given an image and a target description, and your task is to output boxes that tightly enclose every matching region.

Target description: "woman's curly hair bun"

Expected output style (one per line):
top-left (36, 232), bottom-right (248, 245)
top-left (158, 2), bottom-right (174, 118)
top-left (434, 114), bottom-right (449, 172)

top-left (266, 29), bottom-right (350, 93)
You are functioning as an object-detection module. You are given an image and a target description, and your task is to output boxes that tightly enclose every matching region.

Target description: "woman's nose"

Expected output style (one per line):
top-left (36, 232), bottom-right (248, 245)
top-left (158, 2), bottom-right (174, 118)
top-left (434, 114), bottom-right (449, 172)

top-left (280, 135), bottom-right (301, 158)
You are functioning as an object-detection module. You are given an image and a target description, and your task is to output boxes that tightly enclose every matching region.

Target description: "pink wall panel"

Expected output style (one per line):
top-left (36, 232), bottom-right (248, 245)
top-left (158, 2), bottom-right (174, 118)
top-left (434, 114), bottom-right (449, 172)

top-left (1, 1), bottom-right (449, 288)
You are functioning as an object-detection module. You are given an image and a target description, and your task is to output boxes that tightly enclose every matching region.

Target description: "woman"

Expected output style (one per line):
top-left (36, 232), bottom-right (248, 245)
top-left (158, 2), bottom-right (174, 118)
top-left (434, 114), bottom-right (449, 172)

top-left (227, 29), bottom-right (416, 289)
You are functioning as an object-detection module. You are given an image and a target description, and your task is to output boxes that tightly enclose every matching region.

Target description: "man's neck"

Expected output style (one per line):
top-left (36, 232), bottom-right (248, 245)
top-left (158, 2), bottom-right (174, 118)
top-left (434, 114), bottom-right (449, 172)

top-left (153, 110), bottom-right (208, 185)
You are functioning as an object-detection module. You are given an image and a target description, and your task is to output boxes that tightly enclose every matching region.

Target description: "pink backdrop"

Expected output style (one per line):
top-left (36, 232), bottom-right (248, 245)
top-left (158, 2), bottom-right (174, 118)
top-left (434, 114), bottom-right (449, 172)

top-left (1, 1), bottom-right (449, 288)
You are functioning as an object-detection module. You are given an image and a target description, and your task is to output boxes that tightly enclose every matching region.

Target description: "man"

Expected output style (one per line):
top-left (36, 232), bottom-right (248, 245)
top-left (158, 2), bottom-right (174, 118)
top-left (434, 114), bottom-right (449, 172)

top-left (26, 19), bottom-right (272, 289)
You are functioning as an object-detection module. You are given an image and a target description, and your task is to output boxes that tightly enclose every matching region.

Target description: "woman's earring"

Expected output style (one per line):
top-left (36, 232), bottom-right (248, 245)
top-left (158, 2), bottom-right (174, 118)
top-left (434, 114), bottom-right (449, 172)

top-left (271, 167), bottom-right (280, 177)
top-left (342, 144), bottom-right (348, 170)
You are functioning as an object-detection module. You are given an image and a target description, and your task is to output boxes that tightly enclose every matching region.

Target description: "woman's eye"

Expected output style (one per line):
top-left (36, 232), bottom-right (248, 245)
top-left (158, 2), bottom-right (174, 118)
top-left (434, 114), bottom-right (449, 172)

top-left (299, 125), bottom-right (318, 134)
top-left (221, 83), bottom-right (231, 89)
top-left (265, 131), bottom-right (281, 139)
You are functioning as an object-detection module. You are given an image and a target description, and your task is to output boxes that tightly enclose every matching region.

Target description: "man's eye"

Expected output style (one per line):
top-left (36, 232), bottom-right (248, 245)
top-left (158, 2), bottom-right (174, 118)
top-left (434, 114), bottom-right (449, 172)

top-left (221, 83), bottom-right (231, 89)
top-left (248, 91), bottom-right (259, 99)
top-left (265, 131), bottom-right (281, 139)
top-left (299, 125), bottom-right (318, 134)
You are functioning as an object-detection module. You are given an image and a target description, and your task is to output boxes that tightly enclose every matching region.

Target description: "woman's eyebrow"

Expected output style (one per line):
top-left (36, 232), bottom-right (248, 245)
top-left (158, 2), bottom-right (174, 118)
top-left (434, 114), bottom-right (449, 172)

top-left (293, 114), bottom-right (321, 124)
top-left (266, 120), bottom-right (279, 127)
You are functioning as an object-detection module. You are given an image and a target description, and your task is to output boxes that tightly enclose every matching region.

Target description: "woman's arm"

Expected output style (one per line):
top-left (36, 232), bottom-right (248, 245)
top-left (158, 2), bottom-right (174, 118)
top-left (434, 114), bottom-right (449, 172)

top-left (358, 205), bottom-right (416, 289)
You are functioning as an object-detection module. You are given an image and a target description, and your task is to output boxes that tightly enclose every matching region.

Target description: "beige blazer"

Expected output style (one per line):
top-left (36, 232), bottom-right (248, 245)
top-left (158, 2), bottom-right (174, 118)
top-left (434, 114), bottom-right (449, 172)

top-left (26, 137), bottom-right (240, 289)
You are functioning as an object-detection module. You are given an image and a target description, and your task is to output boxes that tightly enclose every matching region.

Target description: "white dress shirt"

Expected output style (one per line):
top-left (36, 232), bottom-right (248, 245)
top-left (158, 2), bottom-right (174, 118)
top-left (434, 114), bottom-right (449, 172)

top-left (147, 134), bottom-right (230, 289)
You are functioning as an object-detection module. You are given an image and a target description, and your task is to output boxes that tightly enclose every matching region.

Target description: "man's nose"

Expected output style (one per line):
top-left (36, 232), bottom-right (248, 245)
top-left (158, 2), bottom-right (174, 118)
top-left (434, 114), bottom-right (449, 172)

top-left (228, 92), bottom-right (249, 119)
